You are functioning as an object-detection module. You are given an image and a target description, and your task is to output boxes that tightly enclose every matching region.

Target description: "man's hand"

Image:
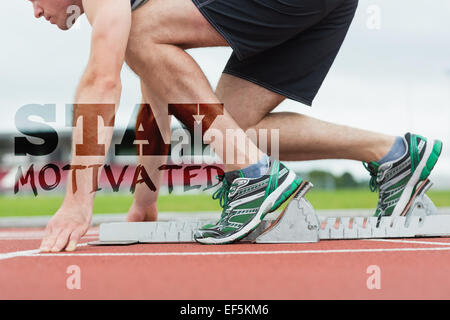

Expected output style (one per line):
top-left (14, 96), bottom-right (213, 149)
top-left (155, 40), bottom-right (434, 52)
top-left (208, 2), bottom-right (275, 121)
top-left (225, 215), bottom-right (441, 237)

top-left (39, 206), bottom-right (91, 252)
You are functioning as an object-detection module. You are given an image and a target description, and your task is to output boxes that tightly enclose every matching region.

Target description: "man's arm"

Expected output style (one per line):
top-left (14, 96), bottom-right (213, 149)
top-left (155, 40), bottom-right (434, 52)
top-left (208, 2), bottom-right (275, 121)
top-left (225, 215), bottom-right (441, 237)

top-left (39, 0), bottom-right (132, 253)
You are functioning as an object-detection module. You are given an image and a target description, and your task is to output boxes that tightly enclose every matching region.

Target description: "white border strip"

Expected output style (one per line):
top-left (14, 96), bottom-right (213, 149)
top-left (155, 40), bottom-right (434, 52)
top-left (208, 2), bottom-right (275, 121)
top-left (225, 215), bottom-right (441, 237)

top-left (12, 246), bottom-right (450, 259)
top-left (0, 249), bottom-right (40, 261)
top-left (366, 239), bottom-right (450, 246)
top-left (0, 235), bottom-right (98, 241)
top-left (0, 244), bottom-right (88, 261)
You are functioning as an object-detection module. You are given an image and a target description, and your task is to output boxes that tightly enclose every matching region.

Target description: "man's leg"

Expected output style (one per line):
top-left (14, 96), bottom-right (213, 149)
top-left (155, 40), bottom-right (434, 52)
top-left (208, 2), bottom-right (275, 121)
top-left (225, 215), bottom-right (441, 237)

top-left (127, 81), bottom-right (171, 222)
top-left (216, 73), bottom-right (443, 219)
top-left (125, 1), bottom-right (305, 238)
top-left (125, 0), bottom-right (268, 223)
top-left (126, 0), bottom-right (264, 171)
top-left (124, 0), bottom-right (391, 222)
top-left (216, 74), bottom-right (396, 163)
top-left (126, 0), bottom-right (442, 228)
top-left (128, 72), bottom-right (396, 222)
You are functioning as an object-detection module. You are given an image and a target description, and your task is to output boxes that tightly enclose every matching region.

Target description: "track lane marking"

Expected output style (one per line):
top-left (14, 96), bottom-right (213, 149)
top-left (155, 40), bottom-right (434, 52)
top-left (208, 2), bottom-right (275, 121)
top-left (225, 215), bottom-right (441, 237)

top-left (0, 244), bottom-right (88, 261)
top-left (0, 236), bottom-right (99, 241)
top-left (365, 239), bottom-right (450, 246)
top-left (0, 230), bottom-right (98, 238)
top-left (10, 246), bottom-right (450, 258)
top-left (0, 249), bottom-right (41, 261)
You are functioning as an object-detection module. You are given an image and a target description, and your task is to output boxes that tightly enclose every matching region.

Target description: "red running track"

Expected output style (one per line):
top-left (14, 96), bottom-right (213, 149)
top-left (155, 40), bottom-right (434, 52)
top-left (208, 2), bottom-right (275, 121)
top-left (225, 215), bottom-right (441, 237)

top-left (1, 228), bottom-right (450, 299)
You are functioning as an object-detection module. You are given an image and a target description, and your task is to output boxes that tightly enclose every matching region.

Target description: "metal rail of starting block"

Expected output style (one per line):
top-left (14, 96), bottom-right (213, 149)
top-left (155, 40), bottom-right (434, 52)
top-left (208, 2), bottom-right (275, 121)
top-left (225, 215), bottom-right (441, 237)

top-left (89, 180), bottom-right (450, 246)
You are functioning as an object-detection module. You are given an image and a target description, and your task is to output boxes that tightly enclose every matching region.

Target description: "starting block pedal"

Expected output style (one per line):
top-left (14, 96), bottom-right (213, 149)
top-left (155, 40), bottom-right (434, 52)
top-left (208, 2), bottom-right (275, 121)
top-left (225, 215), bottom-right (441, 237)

top-left (251, 181), bottom-right (319, 243)
top-left (89, 179), bottom-right (450, 246)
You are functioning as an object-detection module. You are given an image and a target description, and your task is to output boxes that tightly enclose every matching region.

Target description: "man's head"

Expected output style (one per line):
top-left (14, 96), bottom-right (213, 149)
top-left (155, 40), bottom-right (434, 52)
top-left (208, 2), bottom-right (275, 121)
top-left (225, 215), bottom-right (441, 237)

top-left (29, 0), bottom-right (84, 30)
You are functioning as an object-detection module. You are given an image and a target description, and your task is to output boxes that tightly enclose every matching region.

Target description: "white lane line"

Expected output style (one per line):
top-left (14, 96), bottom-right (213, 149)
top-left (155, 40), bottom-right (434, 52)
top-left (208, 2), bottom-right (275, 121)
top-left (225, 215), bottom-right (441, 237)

top-left (0, 249), bottom-right (41, 261)
top-left (0, 236), bottom-right (98, 241)
top-left (365, 239), bottom-right (450, 246)
top-left (0, 244), bottom-right (88, 261)
top-left (0, 230), bottom-right (98, 238)
top-left (0, 230), bottom-right (99, 241)
top-left (18, 246), bottom-right (450, 258)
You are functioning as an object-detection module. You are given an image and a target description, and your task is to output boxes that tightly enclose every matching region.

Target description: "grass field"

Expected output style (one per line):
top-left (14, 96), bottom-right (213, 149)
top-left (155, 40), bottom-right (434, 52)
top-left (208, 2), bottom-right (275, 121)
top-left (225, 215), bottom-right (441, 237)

top-left (1, 189), bottom-right (449, 217)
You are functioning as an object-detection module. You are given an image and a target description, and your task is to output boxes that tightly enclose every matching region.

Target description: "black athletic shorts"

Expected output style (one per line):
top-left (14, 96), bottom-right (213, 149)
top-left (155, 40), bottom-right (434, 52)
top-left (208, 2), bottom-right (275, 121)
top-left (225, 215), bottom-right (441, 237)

top-left (192, 0), bottom-right (358, 105)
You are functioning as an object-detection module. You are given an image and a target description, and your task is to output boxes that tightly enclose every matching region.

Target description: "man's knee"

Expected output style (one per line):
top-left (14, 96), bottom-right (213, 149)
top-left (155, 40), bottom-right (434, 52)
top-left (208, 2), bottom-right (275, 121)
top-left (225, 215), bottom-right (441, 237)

top-left (125, 38), bottom-right (154, 72)
top-left (125, 21), bottom-right (166, 74)
top-left (126, 10), bottom-right (159, 63)
top-left (125, 3), bottom-right (183, 71)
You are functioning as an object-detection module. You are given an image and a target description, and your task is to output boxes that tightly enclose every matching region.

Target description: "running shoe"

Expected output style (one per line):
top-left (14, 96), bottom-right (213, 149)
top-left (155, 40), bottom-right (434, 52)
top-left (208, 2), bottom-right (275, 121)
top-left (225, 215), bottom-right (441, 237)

top-left (364, 133), bottom-right (442, 217)
top-left (194, 159), bottom-right (303, 244)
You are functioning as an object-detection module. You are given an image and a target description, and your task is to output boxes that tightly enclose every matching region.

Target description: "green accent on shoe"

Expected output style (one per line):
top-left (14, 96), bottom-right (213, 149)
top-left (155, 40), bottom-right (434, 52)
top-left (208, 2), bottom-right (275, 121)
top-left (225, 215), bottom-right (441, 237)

top-left (265, 160), bottom-right (280, 198)
top-left (274, 162), bottom-right (280, 193)
top-left (270, 176), bottom-right (303, 213)
top-left (410, 134), bottom-right (419, 172)
top-left (229, 214), bottom-right (255, 224)
top-left (420, 140), bottom-right (443, 181)
top-left (201, 224), bottom-right (216, 230)
top-left (237, 198), bottom-right (264, 210)
top-left (221, 227), bottom-right (237, 233)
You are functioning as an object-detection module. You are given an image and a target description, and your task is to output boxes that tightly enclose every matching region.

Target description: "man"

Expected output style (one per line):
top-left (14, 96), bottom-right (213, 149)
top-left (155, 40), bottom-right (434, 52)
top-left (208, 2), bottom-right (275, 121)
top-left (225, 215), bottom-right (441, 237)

top-left (30, 0), bottom-right (442, 250)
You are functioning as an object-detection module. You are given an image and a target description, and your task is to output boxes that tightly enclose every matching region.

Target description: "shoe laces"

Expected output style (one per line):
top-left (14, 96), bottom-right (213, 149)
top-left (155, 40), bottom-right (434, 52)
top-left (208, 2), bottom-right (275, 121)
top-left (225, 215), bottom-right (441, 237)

top-left (209, 175), bottom-right (231, 210)
top-left (363, 162), bottom-right (379, 192)
top-left (363, 162), bottom-right (388, 213)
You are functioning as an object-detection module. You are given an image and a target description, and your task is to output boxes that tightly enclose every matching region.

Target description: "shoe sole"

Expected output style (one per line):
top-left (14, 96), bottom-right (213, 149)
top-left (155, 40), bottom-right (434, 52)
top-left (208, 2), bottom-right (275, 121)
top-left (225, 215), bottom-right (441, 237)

top-left (400, 178), bottom-right (433, 216)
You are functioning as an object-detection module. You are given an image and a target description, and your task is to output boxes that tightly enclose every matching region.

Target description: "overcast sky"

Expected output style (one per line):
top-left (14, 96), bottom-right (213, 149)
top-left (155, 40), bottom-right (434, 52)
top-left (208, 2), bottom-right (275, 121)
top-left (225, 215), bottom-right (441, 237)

top-left (1, 0), bottom-right (449, 186)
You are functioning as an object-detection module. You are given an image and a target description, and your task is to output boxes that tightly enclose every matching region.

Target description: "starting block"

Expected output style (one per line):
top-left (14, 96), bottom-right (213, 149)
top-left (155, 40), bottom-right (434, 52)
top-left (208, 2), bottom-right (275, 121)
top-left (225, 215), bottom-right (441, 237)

top-left (89, 179), bottom-right (450, 246)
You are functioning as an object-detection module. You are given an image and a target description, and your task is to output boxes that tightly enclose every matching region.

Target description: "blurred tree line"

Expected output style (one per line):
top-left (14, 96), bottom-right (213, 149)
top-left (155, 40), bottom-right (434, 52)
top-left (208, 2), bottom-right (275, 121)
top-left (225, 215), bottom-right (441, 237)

top-left (295, 170), bottom-right (369, 190)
